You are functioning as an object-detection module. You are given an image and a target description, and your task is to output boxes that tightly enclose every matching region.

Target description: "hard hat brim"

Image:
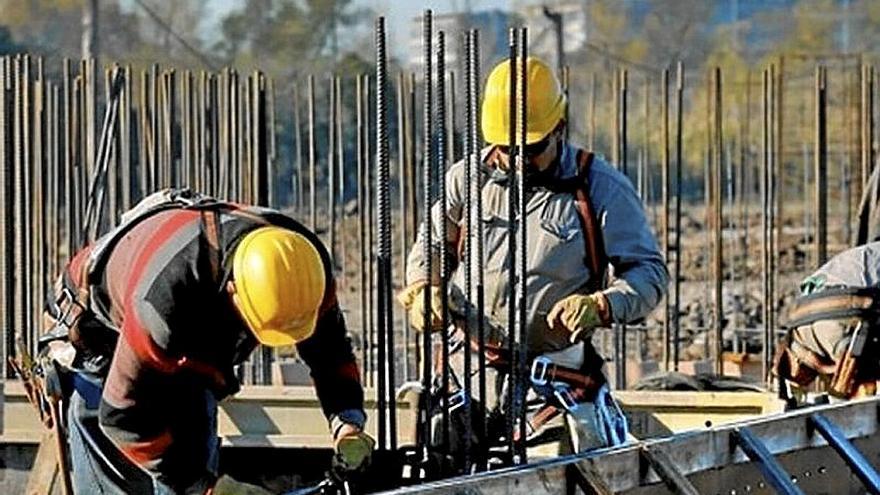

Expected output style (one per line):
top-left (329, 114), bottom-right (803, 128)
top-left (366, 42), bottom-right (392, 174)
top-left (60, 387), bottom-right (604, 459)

top-left (251, 313), bottom-right (318, 347)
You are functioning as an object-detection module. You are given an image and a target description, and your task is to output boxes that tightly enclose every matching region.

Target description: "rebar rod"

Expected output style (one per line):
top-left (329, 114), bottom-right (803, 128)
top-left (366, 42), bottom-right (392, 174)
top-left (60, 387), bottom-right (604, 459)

top-left (470, 29), bottom-right (486, 469)
top-left (461, 30), bottom-right (474, 474)
top-left (375, 17), bottom-right (395, 451)
top-left (505, 27), bottom-right (518, 459)
top-left (712, 67), bottom-right (723, 375)
top-left (308, 74), bottom-right (316, 231)
top-left (436, 30), bottom-right (451, 466)
top-left (674, 62), bottom-right (684, 371)
top-left (328, 74), bottom-right (337, 266)
top-left (661, 68), bottom-right (670, 371)
top-left (515, 26), bottom-right (529, 464)
top-left (815, 65), bottom-right (827, 267)
top-left (420, 8), bottom-right (434, 455)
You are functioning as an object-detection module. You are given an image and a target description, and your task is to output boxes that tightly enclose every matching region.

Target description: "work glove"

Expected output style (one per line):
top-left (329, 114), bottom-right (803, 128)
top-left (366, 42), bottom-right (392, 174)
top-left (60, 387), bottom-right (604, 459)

top-left (397, 282), bottom-right (444, 332)
top-left (546, 292), bottom-right (611, 342)
top-left (333, 424), bottom-right (376, 473)
top-left (211, 474), bottom-right (273, 495)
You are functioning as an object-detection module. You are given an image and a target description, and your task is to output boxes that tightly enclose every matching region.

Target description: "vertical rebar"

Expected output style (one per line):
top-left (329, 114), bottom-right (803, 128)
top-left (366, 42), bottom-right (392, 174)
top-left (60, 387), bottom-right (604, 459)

top-left (762, 68), bottom-right (772, 382)
top-left (461, 30), bottom-right (474, 473)
top-left (470, 29), bottom-right (486, 469)
top-left (673, 62), bottom-right (684, 371)
top-left (815, 65), bottom-right (827, 267)
top-left (420, 9), bottom-right (434, 456)
top-left (515, 26), bottom-right (528, 464)
top-left (335, 76), bottom-right (345, 289)
top-left (328, 74), bottom-right (337, 267)
top-left (357, 73), bottom-right (369, 384)
top-left (616, 69), bottom-right (628, 389)
top-left (397, 71), bottom-right (410, 380)
top-left (436, 30), bottom-right (451, 464)
top-left (375, 17), bottom-right (396, 451)
top-left (0, 57), bottom-right (10, 375)
top-left (505, 27), bottom-right (518, 459)
top-left (308, 74), bottom-right (316, 231)
top-left (661, 68), bottom-right (670, 371)
top-left (293, 81), bottom-right (304, 212)
top-left (712, 67), bottom-right (723, 375)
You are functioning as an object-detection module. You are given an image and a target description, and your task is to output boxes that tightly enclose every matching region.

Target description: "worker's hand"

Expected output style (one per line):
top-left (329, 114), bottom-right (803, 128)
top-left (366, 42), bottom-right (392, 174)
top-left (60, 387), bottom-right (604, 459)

top-left (546, 293), bottom-right (611, 342)
top-left (211, 474), bottom-right (273, 495)
top-left (333, 424), bottom-right (376, 472)
top-left (396, 282), bottom-right (444, 332)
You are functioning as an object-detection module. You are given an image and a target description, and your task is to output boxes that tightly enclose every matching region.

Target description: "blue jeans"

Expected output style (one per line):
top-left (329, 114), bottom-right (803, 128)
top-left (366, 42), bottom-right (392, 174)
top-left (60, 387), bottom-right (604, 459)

top-left (67, 374), bottom-right (220, 494)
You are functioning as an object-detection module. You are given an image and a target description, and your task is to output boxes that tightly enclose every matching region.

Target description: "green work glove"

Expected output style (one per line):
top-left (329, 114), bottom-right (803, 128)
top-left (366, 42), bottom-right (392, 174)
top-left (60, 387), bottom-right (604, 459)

top-left (212, 475), bottom-right (273, 495)
top-left (333, 426), bottom-right (376, 472)
top-left (396, 282), bottom-right (444, 332)
top-left (546, 293), bottom-right (611, 342)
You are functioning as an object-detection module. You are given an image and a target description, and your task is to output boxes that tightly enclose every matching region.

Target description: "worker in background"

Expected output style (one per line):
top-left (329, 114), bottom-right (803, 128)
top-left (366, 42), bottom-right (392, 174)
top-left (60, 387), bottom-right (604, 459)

top-left (42, 190), bottom-right (373, 494)
top-left (398, 58), bottom-right (668, 462)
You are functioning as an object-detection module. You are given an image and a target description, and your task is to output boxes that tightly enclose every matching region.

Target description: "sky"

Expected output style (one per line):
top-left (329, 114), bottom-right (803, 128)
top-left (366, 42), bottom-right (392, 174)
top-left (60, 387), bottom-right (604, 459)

top-left (201, 0), bottom-right (520, 56)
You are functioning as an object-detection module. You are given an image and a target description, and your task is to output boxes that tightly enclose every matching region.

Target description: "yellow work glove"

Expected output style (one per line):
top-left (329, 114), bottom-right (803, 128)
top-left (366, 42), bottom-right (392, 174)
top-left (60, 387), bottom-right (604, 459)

top-left (546, 293), bottom-right (611, 342)
top-left (396, 282), bottom-right (444, 332)
top-left (211, 474), bottom-right (273, 495)
top-left (334, 425), bottom-right (376, 472)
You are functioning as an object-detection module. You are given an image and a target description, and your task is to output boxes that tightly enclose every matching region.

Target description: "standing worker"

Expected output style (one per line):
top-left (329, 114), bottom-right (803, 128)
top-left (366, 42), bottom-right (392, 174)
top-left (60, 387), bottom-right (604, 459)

top-left (398, 58), bottom-right (667, 461)
top-left (39, 189), bottom-right (374, 494)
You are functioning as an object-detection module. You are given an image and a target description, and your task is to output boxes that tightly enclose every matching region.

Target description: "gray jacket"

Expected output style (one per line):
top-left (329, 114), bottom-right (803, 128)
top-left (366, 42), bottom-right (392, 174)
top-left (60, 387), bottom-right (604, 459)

top-left (405, 142), bottom-right (668, 354)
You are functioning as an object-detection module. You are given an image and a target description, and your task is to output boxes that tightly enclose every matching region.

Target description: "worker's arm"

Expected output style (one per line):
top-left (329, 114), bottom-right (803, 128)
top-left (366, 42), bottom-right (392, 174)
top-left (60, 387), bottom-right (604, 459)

top-left (296, 287), bottom-right (366, 433)
top-left (590, 158), bottom-right (669, 323)
top-left (405, 158), bottom-right (467, 286)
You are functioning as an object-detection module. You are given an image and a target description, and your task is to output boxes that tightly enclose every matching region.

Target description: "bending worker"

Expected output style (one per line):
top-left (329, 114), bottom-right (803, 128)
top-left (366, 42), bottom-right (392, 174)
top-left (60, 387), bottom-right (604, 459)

top-left (43, 190), bottom-right (373, 494)
top-left (399, 58), bottom-right (667, 459)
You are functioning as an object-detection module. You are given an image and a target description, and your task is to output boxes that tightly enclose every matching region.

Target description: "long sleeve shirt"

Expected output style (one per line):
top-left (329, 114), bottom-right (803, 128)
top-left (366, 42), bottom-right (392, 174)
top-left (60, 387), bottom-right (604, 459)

top-left (70, 205), bottom-right (363, 492)
top-left (405, 143), bottom-right (668, 353)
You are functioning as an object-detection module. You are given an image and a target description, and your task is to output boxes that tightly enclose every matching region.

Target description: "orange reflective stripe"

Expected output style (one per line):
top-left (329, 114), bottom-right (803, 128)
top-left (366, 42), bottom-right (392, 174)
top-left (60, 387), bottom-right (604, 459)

top-left (118, 429), bottom-right (174, 466)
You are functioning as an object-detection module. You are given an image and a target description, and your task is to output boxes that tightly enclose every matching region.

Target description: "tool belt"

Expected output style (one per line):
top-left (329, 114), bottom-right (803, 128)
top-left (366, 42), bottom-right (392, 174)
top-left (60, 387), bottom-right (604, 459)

top-left (775, 286), bottom-right (880, 398)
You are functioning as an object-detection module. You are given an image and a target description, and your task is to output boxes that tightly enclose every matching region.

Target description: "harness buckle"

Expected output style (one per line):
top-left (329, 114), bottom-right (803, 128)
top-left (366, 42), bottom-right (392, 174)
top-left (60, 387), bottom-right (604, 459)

top-left (553, 384), bottom-right (579, 412)
top-left (56, 287), bottom-right (87, 329)
top-left (448, 388), bottom-right (468, 413)
top-left (530, 356), bottom-right (552, 387)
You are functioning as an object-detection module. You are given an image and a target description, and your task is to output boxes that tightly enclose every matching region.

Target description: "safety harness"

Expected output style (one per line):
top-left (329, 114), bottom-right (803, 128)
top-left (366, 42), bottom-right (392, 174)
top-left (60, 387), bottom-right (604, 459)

top-left (775, 286), bottom-right (880, 399)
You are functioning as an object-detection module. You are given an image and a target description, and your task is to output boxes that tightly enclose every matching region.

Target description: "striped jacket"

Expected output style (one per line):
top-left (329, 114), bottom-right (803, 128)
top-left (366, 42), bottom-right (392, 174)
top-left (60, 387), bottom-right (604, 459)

top-left (64, 204), bottom-right (363, 492)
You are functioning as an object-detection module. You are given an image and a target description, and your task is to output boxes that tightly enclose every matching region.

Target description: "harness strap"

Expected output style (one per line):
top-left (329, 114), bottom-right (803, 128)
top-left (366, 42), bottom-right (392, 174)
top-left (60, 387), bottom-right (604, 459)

top-left (573, 150), bottom-right (607, 291)
top-left (786, 286), bottom-right (880, 329)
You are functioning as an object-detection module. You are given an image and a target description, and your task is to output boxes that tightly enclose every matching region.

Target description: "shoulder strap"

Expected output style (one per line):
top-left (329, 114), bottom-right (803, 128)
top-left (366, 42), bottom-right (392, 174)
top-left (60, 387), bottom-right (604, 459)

top-left (786, 286), bottom-right (880, 329)
top-left (574, 149), bottom-right (608, 291)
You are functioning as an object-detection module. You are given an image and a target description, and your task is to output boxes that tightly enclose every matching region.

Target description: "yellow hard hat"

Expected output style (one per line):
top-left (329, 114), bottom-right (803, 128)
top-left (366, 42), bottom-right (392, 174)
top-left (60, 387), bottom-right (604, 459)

top-left (481, 57), bottom-right (566, 145)
top-left (231, 226), bottom-right (326, 347)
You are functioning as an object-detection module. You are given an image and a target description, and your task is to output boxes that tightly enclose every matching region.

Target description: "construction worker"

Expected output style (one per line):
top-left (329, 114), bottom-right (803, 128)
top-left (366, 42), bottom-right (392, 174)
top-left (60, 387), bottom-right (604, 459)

top-left (776, 241), bottom-right (880, 405)
top-left (398, 58), bottom-right (668, 462)
top-left (42, 190), bottom-right (373, 494)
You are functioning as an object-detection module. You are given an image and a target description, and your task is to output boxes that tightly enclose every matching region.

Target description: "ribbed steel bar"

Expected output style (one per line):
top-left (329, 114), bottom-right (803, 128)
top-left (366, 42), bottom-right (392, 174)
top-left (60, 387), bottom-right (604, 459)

top-left (673, 62), bottom-right (683, 370)
top-left (505, 27), bottom-right (518, 459)
top-left (712, 67), bottom-right (723, 375)
top-left (471, 32), bottom-right (486, 464)
top-left (761, 68), bottom-right (772, 382)
top-left (293, 81), bottom-right (304, 211)
top-left (335, 76), bottom-right (345, 289)
top-left (616, 69), bottom-right (628, 389)
top-left (328, 74), bottom-right (337, 266)
top-left (1, 57), bottom-right (10, 376)
top-left (515, 26), bottom-right (528, 464)
top-left (461, 30), bottom-right (474, 474)
top-left (396, 71), bottom-right (410, 380)
top-left (356, 73), bottom-right (369, 384)
top-left (308, 74), bottom-right (316, 231)
top-left (815, 65), bottom-right (827, 267)
top-left (661, 68), bottom-right (670, 371)
top-left (420, 8), bottom-right (434, 455)
top-left (375, 16), bottom-right (396, 451)
top-left (436, 30), bottom-right (451, 464)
